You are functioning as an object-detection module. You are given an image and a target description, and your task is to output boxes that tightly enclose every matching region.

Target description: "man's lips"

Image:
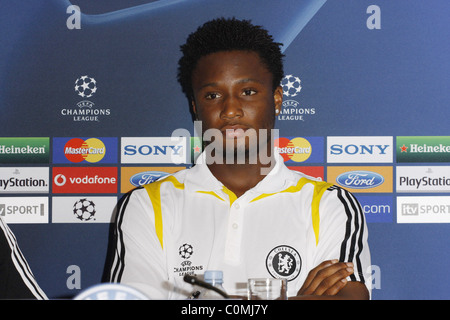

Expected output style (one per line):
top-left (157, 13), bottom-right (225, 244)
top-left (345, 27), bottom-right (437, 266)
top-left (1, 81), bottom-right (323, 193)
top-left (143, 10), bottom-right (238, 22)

top-left (220, 124), bottom-right (249, 139)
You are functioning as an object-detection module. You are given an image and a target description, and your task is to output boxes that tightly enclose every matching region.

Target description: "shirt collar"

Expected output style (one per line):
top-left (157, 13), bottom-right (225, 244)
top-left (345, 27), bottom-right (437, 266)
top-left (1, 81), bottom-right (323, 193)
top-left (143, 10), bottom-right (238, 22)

top-left (184, 149), bottom-right (295, 194)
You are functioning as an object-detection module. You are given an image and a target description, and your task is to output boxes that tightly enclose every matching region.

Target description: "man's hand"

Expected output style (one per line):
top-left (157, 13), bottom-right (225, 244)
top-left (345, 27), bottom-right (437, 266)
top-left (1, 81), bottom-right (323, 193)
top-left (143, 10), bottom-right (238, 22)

top-left (297, 260), bottom-right (352, 296)
top-left (292, 260), bottom-right (369, 300)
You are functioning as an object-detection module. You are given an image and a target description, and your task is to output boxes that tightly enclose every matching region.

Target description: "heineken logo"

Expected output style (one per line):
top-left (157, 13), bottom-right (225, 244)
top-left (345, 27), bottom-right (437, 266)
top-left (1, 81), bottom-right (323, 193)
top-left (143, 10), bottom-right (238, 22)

top-left (397, 137), bottom-right (450, 163)
top-left (0, 138), bottom-right (50, 164)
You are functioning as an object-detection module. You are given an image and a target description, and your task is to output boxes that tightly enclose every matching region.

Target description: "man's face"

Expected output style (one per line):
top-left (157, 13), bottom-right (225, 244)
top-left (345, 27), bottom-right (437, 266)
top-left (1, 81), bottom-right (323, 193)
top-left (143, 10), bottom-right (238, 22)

top-left (191, 50), bottom-right (282, 157)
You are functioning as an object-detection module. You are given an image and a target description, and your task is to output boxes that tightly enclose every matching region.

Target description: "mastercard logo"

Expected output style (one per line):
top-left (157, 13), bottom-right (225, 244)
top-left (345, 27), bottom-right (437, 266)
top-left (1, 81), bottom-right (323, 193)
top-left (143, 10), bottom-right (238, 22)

top-left (64, 138), bottom-right (106, 163)
top-left (275, 137), bottom-right (312, 162)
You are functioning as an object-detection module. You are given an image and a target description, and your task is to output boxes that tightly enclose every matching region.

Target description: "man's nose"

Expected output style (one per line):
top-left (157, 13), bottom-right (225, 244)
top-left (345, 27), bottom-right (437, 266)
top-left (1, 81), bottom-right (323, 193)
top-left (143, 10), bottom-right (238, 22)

top-left (220, 95), bottom-right (243, 119)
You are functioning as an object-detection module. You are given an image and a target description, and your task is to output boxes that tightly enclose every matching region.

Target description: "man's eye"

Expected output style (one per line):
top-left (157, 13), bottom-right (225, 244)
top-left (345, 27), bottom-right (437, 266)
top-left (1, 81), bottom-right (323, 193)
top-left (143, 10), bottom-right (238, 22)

top-left (205, 93), bottom-right (220, 100)
top-left (242, 89), bottom-right (257, 96)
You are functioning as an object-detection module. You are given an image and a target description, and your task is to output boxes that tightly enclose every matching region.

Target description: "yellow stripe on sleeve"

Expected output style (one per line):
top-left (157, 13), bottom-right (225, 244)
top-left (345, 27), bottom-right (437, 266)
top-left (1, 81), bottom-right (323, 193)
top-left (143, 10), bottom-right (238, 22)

top-left (311, 181), bottom-right (334, 245)
top-left (144, 176), bottom-right (184, 249)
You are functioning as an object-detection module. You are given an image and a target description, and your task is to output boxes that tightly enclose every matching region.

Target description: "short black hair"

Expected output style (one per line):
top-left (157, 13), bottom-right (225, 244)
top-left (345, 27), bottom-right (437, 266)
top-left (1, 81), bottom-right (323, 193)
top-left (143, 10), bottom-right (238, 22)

top-left (177, 17), bottom-right (285, 102)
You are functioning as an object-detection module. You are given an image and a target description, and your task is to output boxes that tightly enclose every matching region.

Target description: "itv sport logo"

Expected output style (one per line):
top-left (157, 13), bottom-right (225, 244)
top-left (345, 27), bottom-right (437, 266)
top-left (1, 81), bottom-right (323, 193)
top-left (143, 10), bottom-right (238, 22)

top-left (397, 196), bottom-right (450, 223)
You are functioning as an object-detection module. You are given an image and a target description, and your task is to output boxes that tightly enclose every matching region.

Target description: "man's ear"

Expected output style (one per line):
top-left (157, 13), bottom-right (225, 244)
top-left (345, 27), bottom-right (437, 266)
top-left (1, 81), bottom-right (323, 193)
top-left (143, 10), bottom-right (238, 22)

top-left (273, 86), bottom-right (283, 115)
top-left (191, 100), bottom-right (198, 119)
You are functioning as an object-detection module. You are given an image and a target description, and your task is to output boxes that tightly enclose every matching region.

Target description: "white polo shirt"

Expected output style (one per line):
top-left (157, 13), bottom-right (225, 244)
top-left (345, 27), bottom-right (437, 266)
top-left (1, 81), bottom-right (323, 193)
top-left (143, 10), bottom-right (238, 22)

top-left (108, 152), bottom-right (371, 299)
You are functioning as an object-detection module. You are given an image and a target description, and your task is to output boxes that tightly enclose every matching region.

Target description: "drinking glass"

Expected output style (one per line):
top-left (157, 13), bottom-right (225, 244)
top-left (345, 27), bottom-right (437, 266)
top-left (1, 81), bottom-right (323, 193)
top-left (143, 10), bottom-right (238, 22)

top-left (247, 278), bottom-right (287, 300)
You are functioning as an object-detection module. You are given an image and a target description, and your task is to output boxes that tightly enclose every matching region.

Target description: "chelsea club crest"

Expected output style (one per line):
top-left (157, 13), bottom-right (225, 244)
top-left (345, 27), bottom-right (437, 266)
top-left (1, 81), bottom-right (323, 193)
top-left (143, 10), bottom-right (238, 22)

top-left (266, 245), bottom-right (301, 281)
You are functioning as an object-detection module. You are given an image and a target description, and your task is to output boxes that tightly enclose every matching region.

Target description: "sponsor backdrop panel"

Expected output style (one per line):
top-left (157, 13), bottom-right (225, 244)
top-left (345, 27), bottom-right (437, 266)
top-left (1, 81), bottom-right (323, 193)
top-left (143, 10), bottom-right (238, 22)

top-left (52, 167), bottom-right (118, 194)
top-left (0, 167), bottom-right (50, 194)
top-left (53, 137), bottom-right (118, 164)
top-left (120, 167), bottom-right (185, 193)
top-left (1, 0), bottom-right (450, 299)
top-left (52, 196), bottom-right (117, 223)
top-left (327, 166), bottom-right (393, 193)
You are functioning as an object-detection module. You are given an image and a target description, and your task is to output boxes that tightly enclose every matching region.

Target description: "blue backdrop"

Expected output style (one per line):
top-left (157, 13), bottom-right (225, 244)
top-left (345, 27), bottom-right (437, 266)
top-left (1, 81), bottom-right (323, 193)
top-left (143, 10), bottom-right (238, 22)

top-left (1, 0), bottom-right (449, 299)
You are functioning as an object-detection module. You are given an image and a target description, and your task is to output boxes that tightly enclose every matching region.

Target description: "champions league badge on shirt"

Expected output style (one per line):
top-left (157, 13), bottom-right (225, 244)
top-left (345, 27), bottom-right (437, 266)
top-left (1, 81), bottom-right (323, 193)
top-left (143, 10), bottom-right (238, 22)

top-left (266, 245), bottom-right (302, 281)
top-left (174, 243), bottom-right (204, 277)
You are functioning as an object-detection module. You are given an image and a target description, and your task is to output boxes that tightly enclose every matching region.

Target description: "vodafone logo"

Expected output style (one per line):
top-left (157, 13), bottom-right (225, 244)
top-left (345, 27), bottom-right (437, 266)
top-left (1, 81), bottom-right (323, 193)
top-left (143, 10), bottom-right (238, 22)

top-left (54, 174), bottom-right (67, 186)
top-left (275, 137), bottom-right (312, 162)
top-left (64, 138), bottom-right (106, 163)
top-left (52, 167), bottom-right (117, 194)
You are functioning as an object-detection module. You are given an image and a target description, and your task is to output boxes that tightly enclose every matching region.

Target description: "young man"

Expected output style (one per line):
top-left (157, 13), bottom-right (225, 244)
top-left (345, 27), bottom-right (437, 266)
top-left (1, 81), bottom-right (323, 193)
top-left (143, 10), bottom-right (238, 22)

top-left (0, 216), bottom-right (47, 299)
top-left (106, 18), bottom-right (370, 299)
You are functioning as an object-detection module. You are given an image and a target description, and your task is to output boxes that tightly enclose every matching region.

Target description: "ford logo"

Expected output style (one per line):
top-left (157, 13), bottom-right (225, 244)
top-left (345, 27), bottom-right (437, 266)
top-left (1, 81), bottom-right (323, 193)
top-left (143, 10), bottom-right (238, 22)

top-left (336, 171), bottom-right (384, 189)
top-left (130, 171), bottom-right (169, 187)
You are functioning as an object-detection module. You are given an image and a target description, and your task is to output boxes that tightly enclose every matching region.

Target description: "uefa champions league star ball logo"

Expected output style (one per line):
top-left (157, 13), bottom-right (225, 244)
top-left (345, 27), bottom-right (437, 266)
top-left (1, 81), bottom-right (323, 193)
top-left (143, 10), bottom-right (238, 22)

top-left (278, 73), bottom-right (316, 122)
top-left (179, 243), bottom-right (194, 259)
top-left (61, 75), bottom-right (111, 122)
top-left (73, 198), bottom-right (96, 221)
top-left (174, 243), bottom-right (203, 277)
top-left (74, 75), bottom-right (97, 98)
top-left (281, 74), bottom-right (302, 97)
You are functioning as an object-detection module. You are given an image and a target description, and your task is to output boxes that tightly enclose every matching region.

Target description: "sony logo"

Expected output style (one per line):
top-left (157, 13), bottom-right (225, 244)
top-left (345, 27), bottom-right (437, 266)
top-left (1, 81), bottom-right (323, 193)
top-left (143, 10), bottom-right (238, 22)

top-left (327, 137), bottom-right (393, 164)
top-left (123, 145), bottom-right (184, 156)
top-left (330, 144), bottom-right (390, 155)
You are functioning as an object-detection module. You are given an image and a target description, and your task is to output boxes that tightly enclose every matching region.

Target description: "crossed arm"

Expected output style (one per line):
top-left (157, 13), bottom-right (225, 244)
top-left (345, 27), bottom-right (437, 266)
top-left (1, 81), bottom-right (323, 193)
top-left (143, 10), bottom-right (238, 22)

top-left (291, 260), bottom-right (370, 300)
